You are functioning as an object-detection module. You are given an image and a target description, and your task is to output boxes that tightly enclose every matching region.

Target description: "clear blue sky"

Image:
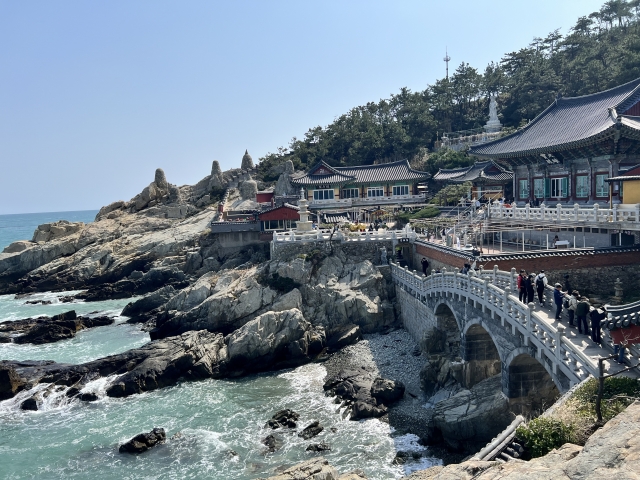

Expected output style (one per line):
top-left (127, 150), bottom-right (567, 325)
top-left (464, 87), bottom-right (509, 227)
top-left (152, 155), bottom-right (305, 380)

top-left (0, 0), bottom-right (605, 214)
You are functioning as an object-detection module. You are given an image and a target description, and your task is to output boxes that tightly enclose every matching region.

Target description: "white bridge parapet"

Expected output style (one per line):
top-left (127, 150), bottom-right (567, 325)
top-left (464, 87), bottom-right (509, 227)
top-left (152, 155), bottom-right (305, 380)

top-left (273, 227), bottom-right (418, 244)
top-left (487, 202), bottom-right (640, 227)
top-left (391, 262), bottom-right (600, 387)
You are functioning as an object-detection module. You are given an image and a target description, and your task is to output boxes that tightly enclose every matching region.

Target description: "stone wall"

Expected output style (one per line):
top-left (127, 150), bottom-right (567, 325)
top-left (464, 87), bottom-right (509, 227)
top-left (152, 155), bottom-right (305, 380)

top-left (270, 239), bottom-right (394, 263)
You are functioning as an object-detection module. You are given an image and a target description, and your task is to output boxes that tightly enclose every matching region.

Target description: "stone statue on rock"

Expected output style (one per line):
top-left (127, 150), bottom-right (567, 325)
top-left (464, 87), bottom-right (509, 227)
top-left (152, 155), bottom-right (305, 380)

top-left (274, 160), bottom-right (296, 196)
top-left (241, 150), bottom-right (254, 170)
top-left (239, 178), bottom-right (258, 200)
top-left (208, 160), bottom-right (225, 191)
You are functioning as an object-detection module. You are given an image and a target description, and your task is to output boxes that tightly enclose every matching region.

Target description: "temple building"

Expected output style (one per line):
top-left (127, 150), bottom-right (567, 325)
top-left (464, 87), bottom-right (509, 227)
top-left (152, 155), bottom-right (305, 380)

top-left (469, 77), bottom-right (640, 205)
top-left (289, 160), bottom-right (429, 210)
top-left (606, 164), bottom-right (640, 204)
top-left (432, 160), bottom-right (513, 201)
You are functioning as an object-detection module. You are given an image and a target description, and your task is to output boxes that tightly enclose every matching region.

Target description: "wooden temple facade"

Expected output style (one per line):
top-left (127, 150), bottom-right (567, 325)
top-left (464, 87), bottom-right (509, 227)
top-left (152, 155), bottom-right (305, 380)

top-left (469, 77), bottom-right (640, 205)
top-left (290, 160), bottom-right (429, 210)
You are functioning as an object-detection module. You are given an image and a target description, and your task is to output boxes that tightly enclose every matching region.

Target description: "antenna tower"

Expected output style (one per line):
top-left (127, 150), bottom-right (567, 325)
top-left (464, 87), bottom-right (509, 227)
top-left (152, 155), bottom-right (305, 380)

top-left (443, 47), bottom-right (451, 80)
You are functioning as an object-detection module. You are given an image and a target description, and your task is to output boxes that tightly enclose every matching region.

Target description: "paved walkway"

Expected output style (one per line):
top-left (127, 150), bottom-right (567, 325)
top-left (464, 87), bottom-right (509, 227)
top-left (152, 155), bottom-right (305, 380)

top-left (533, 300), bottom-right (640, 378)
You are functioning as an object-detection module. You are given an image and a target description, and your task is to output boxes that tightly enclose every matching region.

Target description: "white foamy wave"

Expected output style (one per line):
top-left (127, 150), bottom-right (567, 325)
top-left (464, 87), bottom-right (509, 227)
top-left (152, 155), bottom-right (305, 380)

top-left (0, 382), bottom-right (73, 414)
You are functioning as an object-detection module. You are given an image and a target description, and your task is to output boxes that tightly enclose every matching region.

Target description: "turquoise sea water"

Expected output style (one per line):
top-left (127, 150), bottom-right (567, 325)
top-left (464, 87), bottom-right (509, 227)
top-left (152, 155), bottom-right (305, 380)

top-left (0, 213), bottom-right (440, 479)
top-left (0, 210), bottom-right (98, 251)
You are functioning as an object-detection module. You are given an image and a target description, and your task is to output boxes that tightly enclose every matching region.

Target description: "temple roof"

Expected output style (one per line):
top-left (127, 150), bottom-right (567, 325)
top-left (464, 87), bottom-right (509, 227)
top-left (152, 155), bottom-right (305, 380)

top-left (290, 160), bottom-right (429, 186)
top-left (606, 164), bottom-right (640, 182)
top-left (433, 160), bottom-right (513, 183)
top-left (469, 77), bottom-right (640, 159)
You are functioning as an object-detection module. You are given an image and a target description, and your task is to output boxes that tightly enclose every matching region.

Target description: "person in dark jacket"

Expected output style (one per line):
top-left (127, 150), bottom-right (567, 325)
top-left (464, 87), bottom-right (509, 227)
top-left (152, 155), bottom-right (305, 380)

top-left (553, 283), bottom-right (564, 321)
top-left (563, 275), bottom-right (573, 296)
top-left (576, 296), bottom-right (591, 335)
top-left (535, 271), bottom-right (548, 306)
top-left (421, 257), bottom-right (429, 276)
top-left (590, 307), bottom-right (605, 344)
top-left (525, 274), bottom-right (535, 304)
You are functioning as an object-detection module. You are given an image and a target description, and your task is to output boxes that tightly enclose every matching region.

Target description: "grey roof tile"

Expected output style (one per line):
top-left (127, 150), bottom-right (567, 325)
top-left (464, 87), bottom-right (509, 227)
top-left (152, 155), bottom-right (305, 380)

top-left (433, 160), bottom-right (513, 183)
top-left (291, 160), bottom-right (428, 186)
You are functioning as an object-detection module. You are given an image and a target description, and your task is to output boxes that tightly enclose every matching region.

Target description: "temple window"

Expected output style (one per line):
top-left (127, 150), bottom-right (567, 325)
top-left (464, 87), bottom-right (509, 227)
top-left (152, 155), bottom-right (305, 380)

top-left (367, 187), bottom-right (384, 197)
top-left (533, 178), bottom-right (544, 198)
top-left (313, 189), bottom-right (334, 200)
top-left (576, 176), bottom-right (588, 198)
top-left (518, 179), bottom-right (529, 198)
top-left (341, 188), bottom-right (359, 199)
top-left (595, 174), bottom-right (609, 197)
top-left (392, 185), bottom-right (409, 196)
top-left (550, 177), bottom-right (568, 198)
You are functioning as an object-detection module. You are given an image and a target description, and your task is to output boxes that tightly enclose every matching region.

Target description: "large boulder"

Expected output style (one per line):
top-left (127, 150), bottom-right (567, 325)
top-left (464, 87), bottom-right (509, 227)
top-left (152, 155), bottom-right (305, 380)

top-left (431, 374), bottom-right (513, 451)
top-left (106, 330), bottom-right (228, 397)
top-left (119, 427), bottom-right (166, 454)
top-left (226, 308), bottom-right (325, 374)
top-left (0, 364), bottom-right (25, 400)
top-left (121, 285), bottom-right (176, 321)
top-left (274, 160), bottom-right (295, 196)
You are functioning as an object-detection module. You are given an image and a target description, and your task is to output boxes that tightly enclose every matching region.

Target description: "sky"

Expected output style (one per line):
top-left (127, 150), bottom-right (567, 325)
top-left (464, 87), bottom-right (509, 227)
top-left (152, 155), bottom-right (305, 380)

top-left (0, 0), bottom-right (607, 214)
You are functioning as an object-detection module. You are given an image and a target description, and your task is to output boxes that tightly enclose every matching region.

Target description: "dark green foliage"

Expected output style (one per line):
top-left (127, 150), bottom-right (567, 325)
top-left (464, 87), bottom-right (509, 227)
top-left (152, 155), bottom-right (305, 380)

top-left (396, 206), bottom-right (441, 224)
top-left (258, 273), bottom-right (301, 293)
top-left (209, 188), bottom-right (227, 204)
top-left (573, 376), bottom-right (640, 421)
top-left (304, 249), bottom-right (326, 265)
top-left (516, 417), bottom-right (574, 458)
top-left (429, 182), bottom-right (473, 206)
top-left (256, 1), bottom-right (640, 178)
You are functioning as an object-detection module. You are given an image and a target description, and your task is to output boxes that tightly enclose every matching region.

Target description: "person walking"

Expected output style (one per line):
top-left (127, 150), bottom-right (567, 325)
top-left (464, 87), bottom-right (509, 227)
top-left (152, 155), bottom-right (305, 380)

top-left (563, 274), bottom-right (573, 296)
top-left (553, 283), bottom-right (564, 321)
top-left (590, 307), bottom-right (605, 345)
top-left (518, 270), bottom-right (526, 302)
top-left (568, 290), bottom-right (579, 327)
top-left (535, 270), bottom-right (548, 306)
top-left (576, 295), bottom-right (591, 335)
top-left (525, 274), bottom-right (535, 304)
top-left (421, 257), bottom-right (429, 276)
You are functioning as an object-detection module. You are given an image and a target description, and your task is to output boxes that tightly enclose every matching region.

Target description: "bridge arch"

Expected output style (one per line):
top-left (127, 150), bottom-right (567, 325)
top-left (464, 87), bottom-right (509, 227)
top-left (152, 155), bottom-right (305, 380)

top-left (507, 353), bottom-right (560, 415)
top-left (461, 322), bottom-right (502, 388)
top-left (433, 301), bottom-right (462, 357)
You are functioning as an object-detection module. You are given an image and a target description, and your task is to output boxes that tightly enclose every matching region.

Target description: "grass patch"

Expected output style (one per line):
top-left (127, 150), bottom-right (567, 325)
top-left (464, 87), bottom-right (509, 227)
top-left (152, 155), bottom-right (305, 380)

top-left (516, 377), bottom-right (640, 458)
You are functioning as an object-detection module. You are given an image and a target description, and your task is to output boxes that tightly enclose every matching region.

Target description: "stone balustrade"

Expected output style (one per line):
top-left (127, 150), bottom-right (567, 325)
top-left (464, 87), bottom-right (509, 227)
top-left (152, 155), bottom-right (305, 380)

top-left (487, 202), bottom-right (640, 226)
top-left (273, 228), bottom-right (418, 244)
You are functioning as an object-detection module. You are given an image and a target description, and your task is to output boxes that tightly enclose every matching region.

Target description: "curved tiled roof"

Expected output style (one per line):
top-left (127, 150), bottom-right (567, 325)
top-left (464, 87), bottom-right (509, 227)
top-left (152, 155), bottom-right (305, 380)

top-left (291, 160), bottom-right (429, 186)
top-left (433, 160), bottom-right (513, 183)
top-left (470, 77), bottom-right (640, 158)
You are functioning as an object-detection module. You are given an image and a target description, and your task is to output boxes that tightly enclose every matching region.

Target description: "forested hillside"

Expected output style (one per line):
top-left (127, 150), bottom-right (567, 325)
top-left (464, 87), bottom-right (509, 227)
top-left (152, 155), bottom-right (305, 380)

top-left (258, 0), bottom-right (640, 179)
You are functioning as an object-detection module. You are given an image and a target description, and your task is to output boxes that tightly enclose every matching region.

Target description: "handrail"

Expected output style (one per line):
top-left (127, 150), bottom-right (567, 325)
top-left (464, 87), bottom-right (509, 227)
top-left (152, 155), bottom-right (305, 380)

top-left (486, 202), bottom-right (640, 224)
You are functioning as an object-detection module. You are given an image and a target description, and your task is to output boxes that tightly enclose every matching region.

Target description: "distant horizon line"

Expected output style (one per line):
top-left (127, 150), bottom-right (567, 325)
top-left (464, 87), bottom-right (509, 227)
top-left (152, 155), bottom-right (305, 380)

top-left (0, 208), bottom-right (100, 217)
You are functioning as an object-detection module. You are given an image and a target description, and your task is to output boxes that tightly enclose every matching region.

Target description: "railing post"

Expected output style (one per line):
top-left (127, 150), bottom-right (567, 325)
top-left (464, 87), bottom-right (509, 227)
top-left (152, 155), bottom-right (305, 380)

top-left (574, 203), bottom-right (580, 222)
top-left (541, 202), bottom-right (545, 221)
top-left (493, 265), bottom-right (498, 285)
top-left (525, 203), bottom-right (530, 220)
top-left (593, 203), bottom-right (599, 222)
top-left (556, 203), bottom-right (562, 221)
top-left (612, 203), bottom-right (618, 222)
top-left (510, 267), bottom-right (517, 292)
top-left (554, 325), bottom-right (565, 374)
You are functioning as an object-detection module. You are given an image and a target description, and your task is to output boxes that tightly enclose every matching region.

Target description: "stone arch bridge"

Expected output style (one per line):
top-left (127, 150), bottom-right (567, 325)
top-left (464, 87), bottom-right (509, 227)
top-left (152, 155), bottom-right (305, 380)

top-left (392, 263), bottom-right (611, 410)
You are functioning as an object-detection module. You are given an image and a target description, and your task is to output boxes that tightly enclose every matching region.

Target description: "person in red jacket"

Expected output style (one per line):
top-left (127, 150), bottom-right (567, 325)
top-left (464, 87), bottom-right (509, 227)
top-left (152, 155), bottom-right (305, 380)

top-left (517, 269), bottom-right (526, 302)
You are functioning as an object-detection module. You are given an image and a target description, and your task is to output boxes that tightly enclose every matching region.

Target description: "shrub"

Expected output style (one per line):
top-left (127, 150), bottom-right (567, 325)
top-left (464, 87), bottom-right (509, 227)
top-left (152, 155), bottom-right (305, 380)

top-left (572, 377), bottom-right (640, 422)
top-left (516, 417), bottom-right (574, 458)
top-left (258, 273), bottom-right (301, 293)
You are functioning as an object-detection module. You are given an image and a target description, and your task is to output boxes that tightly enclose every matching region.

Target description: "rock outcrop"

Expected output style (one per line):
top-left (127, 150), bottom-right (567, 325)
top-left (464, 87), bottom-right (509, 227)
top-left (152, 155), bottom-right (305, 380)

top-left (323, 369), bottom-right (405, 420)
top-left (0, 308), bottom-right (325, 400)
top-left (31, 221), bottom-right (84, 243)
top-left (274, 160), bottom-right (296, 196)
top-left (261, 457), bottom-right (367, 480)
top-left (0, 311), bottom-right (114, 345)
top-left (119, 428), bottom-right (166, 454)
top-left (403, 401), bottom-right (640, 479)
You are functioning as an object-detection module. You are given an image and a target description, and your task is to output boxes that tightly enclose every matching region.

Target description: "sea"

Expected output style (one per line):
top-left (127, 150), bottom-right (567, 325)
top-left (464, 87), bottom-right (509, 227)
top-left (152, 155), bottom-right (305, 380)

top-left (0, 211), bottom-right (440, 479)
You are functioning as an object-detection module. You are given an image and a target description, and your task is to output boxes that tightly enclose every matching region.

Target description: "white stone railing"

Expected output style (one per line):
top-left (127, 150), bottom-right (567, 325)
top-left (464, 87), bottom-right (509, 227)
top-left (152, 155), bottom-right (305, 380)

top-left (391, 262), bottom-right (599, 386)
top-left (273, 228), bottom-right (418, 243)
top-left (309, 194), bottom-right (426, 208)
top-left (487, 202), bottom-right (640, 225)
